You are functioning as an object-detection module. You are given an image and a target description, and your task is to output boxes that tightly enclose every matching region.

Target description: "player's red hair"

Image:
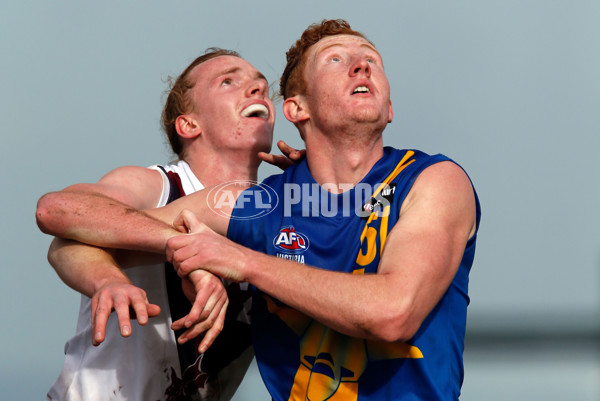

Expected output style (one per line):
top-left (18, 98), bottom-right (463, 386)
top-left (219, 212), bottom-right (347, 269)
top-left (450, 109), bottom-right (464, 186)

top-left (279, 19), bottom-right (372, 99)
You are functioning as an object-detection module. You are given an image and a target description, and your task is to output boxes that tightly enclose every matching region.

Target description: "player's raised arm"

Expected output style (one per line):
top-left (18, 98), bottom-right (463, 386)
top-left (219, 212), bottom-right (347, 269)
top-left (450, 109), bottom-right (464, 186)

top-left (36, 177), bottom-right (248, 252)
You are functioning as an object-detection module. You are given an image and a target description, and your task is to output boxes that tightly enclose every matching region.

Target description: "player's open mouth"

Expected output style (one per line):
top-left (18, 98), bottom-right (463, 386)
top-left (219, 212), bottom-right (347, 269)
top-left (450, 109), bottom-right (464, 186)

top-left (352, 85), bottom-right (370, 94)
top-left (241, 104), bottom-right (269, 120)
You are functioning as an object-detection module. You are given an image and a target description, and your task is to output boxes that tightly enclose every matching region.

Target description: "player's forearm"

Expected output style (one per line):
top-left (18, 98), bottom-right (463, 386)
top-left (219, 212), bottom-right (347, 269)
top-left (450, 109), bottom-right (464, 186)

top-left (37, 191), bottom-right (175, 253)
top-left (48, 238), bottom-right (131, 298)
top-left (243, 250), bottom-right (416, 342)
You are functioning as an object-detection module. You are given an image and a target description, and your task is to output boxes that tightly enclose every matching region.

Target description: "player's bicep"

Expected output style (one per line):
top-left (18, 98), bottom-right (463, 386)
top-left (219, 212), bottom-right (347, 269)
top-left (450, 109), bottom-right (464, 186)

top-left (378, 162), bottom-right (476, 309)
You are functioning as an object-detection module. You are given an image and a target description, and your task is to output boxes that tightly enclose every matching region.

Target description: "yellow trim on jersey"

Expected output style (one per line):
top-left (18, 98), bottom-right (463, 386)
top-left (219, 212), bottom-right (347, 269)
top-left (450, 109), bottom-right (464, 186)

top-left (358, 151), bottom-right (415, 247)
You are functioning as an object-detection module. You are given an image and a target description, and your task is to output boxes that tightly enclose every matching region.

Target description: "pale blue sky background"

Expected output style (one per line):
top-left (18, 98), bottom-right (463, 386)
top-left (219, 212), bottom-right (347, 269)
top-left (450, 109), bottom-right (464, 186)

top-left (1, 1), bottom-right (599, 400)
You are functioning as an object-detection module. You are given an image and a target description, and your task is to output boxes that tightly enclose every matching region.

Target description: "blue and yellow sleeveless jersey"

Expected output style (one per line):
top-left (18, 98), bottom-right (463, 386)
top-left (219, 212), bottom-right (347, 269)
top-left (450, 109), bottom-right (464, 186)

top-left (227, 147), bottom-right (481, 401)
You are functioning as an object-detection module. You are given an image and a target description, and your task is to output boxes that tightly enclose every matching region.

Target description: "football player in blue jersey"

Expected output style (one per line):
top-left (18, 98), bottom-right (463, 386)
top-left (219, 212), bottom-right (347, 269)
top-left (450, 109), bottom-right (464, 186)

top-left (38, 20), bottom-right (480, 401)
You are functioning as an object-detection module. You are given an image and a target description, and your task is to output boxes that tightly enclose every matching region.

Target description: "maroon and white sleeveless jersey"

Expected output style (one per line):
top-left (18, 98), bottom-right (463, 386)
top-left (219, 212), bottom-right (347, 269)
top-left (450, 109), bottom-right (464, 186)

top-left (47, 160), bottom-right (253, 401)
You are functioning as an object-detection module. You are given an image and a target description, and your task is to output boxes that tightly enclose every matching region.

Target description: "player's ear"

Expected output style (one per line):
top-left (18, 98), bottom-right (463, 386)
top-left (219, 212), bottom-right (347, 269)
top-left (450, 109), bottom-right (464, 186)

top-left (388, 100), bottom-right (394, 123)
top-left (283, 96), bottom-right (310, 124)
top-left (175, 115), bottom-right (201, 139)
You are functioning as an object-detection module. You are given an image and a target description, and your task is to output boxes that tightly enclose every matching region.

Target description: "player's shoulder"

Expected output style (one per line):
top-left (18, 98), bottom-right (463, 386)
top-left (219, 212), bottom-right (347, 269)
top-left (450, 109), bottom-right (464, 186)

top-left (404, 160), bottom-right (476, 228)
top-left (99, 164), bottom-right (163, 183)
top-left (415, 160), bottom-right (472, 196)
top-left (90, 165), bottom-right (164, 208)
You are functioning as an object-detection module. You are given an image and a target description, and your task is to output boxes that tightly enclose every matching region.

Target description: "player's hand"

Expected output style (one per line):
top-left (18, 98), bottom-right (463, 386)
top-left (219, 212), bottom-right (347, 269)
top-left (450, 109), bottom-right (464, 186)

top-left (171, 269), bottom-right (228, 354)
top-left (258, 140), bottom-right (306, 170)
top-left (168, 210), bottom-right (248, 283)
top-left (90, 282), bottom-right (161, 346)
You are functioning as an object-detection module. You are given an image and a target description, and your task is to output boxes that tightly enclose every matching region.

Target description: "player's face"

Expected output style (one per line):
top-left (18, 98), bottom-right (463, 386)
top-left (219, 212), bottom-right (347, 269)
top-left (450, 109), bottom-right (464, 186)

top-left (189, 56), bottom-right (274, 154)
top-left (302, 35), bottom-right (393, 130)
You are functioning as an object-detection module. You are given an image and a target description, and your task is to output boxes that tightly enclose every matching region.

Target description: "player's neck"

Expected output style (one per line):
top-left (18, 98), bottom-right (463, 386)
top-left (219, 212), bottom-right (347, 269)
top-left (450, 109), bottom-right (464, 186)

top-left (304, 131), bottom-right (384, 192)
top-left (184, 148), bottom-right (259, 188)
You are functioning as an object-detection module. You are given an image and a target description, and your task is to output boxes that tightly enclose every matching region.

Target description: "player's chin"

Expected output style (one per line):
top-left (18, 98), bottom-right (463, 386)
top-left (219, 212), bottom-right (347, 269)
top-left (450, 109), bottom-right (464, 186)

top-left (249, 127), bottom-right (274, 153)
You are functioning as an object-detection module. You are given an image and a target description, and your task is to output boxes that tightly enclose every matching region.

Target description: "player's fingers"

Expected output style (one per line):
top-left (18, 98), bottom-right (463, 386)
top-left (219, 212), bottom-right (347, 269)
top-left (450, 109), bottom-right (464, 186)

top-left (174, 209), bottom-right (204, 234)
top-left (173, 295), bottom-right (226, 344)
top-left (113, 295), bottom-right (132, 338)
top-left (130, 296), bottom-right (150, 325)
top-left (169, 244), bottom-right (200, 275)
top-left (91, 295), bottom-right (98, 331)
top-left (147, 303), bottom-right (161, 318)
top-left (197, 299), bottom-right (228, 353)
top-left (171, 315), bottom-right (187, 331)
top-left (200, 295), bottom-right (218, 321)
top-left (278, 140), bottom-right (306, 161)
top-left (173, 212), bottom-right (189, 233)
top-left (257, 151), bottom-right (274, 164)
top-left (92, 296), bottom-right (112, 346)
top-left (291, 148), bottom-right (306, 161)
top-left (195, 281), bottom-right (223, 320)
top-left (259, 151), bottom-right (297, 170)
top-left (177, 319), bottom-right (212, 345)
top-left (90, 296), bottom-right (100, 346)
top-left (277, 139), bottom-right (295, 154)
top-left (185, 290), bottom-right (210, 328)
top-left (188, 270), bottom-right (225, 318)
top-left (258, 152), bottom-right (292, 169)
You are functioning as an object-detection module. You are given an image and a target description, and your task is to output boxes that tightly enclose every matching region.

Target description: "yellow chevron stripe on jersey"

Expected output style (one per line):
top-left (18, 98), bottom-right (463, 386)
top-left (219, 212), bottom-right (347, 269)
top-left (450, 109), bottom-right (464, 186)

top-left (371, 150), bottom-right (415, 199)
top-left (357, 150), bottom-right (415, 256)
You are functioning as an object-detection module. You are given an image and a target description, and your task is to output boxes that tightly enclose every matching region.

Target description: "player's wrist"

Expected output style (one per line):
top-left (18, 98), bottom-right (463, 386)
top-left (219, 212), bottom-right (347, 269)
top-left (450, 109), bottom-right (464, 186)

top-left (92, 272), bottom-right (132, 294)
top-left (240, 247), bottom-right (264, 283)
